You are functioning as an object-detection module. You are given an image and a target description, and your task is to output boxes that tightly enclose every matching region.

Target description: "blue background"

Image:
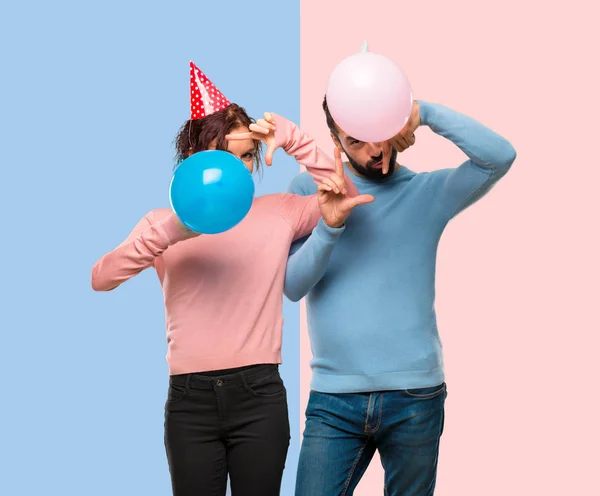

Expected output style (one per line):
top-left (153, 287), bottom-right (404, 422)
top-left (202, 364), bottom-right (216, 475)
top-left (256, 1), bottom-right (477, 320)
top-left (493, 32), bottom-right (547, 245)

top-left (0, 1), bottom-right (301, 494)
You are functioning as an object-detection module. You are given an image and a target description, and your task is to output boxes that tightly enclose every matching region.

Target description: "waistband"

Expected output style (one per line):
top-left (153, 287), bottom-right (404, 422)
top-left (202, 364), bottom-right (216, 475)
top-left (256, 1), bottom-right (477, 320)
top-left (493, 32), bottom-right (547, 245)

top-left (170, 363), bottom-right (279, 390)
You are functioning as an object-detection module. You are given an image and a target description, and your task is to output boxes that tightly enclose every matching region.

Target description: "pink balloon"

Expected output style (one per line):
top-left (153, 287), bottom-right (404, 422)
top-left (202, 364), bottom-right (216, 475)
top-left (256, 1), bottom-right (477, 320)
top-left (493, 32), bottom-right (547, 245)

top-left (326, 51), bottom-right (413, 143)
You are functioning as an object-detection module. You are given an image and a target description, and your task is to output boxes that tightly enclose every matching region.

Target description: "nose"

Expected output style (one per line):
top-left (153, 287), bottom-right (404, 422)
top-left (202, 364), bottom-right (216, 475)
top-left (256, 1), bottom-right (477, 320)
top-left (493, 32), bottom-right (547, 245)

top-left (366, 142), bottom-right (383, 156)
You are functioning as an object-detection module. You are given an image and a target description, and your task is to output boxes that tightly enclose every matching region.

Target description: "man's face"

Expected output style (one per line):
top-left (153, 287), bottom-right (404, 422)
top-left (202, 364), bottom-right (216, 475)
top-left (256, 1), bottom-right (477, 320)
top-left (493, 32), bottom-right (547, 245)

top-left (332, 128), bottom-right (398, 181)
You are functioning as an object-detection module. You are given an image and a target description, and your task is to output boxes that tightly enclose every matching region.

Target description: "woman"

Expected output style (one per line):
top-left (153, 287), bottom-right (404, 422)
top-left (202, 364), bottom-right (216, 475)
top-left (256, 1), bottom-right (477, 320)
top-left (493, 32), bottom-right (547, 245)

top-left (91, 62), bottom-right (365, 496)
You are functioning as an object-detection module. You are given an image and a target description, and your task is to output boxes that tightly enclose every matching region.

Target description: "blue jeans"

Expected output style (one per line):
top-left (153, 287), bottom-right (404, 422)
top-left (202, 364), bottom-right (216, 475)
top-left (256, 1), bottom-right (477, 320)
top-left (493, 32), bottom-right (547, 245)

top-left (295, 384), bottom-right (447, 496)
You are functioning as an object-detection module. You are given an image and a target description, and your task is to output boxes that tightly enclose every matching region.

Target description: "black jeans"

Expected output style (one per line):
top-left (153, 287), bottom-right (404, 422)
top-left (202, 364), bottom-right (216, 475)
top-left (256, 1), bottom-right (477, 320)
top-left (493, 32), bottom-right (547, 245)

top-left (164, 364), bottom-right (290, 496)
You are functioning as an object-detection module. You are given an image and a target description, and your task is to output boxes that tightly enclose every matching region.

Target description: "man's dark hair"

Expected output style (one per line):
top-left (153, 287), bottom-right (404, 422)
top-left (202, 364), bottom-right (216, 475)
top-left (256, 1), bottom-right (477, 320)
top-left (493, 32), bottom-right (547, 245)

top-left (322, 96), bottom-right (338, 137)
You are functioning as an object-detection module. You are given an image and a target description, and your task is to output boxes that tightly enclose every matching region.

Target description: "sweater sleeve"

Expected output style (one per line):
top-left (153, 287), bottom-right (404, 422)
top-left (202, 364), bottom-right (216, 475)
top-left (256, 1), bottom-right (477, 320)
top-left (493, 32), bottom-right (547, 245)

top-left (283, 218), bottom-right (345, 302)
top-left (282, 175), bottom-right (344, 302)
top-left (91, 211), bottom-right (191, 291)
top-left (419, 101), bottom-right (517, 219)
top-left (279, 193), bottom-right (322, 241)
top-left (273, 114), bottom-right (360, 197)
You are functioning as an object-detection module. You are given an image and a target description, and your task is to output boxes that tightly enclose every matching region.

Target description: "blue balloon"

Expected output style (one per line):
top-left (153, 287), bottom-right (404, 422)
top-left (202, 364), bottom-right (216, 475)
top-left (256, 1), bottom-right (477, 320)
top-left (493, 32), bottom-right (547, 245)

top-left (169, 150), bottom-right (255, 234)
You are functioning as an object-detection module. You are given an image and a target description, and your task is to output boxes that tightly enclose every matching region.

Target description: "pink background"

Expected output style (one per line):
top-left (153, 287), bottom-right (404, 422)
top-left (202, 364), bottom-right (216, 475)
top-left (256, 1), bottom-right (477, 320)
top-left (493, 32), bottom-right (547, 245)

top-left (299, 1), bottom-right (600, 494)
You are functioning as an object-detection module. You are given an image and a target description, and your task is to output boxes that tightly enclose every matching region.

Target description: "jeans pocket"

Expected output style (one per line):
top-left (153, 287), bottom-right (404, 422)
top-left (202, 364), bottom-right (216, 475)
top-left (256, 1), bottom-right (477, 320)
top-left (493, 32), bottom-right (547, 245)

top-left (166, 382), bottom-right (188, 404)
top-left (403, 383), bottom-right (446, 399)
top-left (242, 371), bottom-right (286, 398)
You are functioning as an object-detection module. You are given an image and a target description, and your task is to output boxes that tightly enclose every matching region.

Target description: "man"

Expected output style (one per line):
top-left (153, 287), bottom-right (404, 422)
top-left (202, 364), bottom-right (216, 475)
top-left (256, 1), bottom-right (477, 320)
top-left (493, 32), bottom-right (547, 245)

top-left (285, 98), bottom-right (516, 495)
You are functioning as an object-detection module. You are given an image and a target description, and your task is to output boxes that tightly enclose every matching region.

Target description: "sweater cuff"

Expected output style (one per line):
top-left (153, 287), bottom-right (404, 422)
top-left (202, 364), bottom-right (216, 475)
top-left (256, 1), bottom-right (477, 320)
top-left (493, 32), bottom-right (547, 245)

top-left (273, 113), bottom-right (296, 152)
top-left (418, 101), bottom-right (436, 127)
top-left (313, 218), bottom-right (345, 243)
top-left (156, 213), bottom-right (192, 245)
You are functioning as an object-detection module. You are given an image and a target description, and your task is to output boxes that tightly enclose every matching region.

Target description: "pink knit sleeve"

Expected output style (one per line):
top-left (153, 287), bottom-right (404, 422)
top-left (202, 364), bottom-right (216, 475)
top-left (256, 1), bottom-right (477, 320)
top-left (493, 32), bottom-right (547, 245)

top-left (273, 115), bottom-right (359, 197)
top-left (279, 194), bottom-right (321, 241)
top-left (91, 211), bottom-right (191, 291)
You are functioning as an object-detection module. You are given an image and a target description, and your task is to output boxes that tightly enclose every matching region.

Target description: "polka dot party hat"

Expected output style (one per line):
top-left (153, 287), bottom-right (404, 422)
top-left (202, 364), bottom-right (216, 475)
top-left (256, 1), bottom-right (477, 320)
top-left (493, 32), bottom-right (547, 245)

top-left (189, 61), bottom-right (231, 120)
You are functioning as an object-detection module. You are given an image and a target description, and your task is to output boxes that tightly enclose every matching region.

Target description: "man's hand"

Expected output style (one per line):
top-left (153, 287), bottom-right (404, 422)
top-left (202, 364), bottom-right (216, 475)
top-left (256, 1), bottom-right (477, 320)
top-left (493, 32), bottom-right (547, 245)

top-left (389, 100), bottom-right (421, 154)
top-left (225, 112), bottom-right (278, 165)
top-left (318, 148), bottom-right (375, 228)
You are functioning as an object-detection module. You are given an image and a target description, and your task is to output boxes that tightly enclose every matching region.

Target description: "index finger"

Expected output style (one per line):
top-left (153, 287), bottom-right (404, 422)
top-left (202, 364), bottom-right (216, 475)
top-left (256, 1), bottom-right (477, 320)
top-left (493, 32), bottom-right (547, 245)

top-left (334, 147), bottom-right (344, 178)
top-left (264, 112), bottom-right (277, 124)
top-left (225, 132), bottom-right (254, 140)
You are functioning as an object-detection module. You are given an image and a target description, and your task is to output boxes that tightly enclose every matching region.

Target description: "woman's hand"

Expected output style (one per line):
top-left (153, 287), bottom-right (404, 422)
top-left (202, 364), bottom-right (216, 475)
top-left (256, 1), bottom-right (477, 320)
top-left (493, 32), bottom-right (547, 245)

top-left (226, 112), bottom-right (278, 166)
top-left (173, 215), bottom-right (202, 239)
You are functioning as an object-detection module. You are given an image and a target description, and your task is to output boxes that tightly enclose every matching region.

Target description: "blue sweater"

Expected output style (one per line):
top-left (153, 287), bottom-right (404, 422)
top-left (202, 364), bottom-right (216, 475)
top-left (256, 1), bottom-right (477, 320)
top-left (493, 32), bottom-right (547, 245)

top-left (285, 102), bottom-right (516, 393)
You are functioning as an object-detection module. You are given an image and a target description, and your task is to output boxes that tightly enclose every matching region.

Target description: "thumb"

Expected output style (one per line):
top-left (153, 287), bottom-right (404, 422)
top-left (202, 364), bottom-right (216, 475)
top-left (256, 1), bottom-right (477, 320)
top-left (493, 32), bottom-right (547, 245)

top-left (347, 194), bottom-right (375, 209)
top-left (265, 143), bottom-right (275, 166)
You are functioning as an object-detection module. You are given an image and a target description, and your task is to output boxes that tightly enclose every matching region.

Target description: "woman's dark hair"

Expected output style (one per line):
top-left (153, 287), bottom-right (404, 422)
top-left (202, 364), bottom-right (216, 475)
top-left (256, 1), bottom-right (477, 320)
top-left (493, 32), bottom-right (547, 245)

top-left (174, 103), bottom-right (262, 171)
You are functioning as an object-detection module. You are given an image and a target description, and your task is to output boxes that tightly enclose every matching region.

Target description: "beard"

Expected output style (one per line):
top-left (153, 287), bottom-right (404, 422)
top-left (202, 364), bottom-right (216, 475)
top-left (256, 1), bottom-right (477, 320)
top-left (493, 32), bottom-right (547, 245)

top-left (346, 148), bottom-right (398, 181)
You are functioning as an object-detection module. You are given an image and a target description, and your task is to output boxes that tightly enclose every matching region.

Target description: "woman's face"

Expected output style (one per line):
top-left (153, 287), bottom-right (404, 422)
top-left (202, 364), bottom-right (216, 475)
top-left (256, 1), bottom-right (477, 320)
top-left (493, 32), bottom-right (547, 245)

top-left (208, 125), bottom-right (256, 172)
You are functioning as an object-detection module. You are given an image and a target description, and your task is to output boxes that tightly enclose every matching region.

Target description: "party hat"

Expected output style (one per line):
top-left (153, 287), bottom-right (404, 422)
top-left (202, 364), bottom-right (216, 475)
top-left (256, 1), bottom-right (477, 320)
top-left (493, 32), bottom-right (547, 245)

top-left (189, 61), bottom-right (231, 120)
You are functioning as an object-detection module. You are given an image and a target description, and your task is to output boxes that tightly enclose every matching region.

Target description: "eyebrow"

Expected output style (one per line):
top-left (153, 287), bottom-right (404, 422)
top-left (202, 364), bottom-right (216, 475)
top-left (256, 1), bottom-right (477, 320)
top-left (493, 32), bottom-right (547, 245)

top-left (345, 136), bottom-right (357, 143)
top-left (243, 148), bottom-right (255, 155)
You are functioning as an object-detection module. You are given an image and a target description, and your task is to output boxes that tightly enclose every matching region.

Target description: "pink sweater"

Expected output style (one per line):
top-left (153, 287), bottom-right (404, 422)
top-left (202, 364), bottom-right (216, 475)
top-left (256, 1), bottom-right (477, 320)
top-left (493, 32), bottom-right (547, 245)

top-left (91, 116), bottom-right (344, 375)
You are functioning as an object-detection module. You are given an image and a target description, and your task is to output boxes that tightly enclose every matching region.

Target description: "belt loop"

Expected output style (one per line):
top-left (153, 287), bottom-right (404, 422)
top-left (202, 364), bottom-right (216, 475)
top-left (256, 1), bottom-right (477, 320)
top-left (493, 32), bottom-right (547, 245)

top-left (185, 374), bottom-right (192, 389)
top-left (238, 369), bottom-right (248, 389)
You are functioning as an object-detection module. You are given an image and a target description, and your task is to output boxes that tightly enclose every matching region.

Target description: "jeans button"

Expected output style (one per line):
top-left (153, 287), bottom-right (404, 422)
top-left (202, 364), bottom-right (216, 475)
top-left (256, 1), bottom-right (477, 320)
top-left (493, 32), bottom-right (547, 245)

top-left (216, 380), bottom-right (223, 386)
